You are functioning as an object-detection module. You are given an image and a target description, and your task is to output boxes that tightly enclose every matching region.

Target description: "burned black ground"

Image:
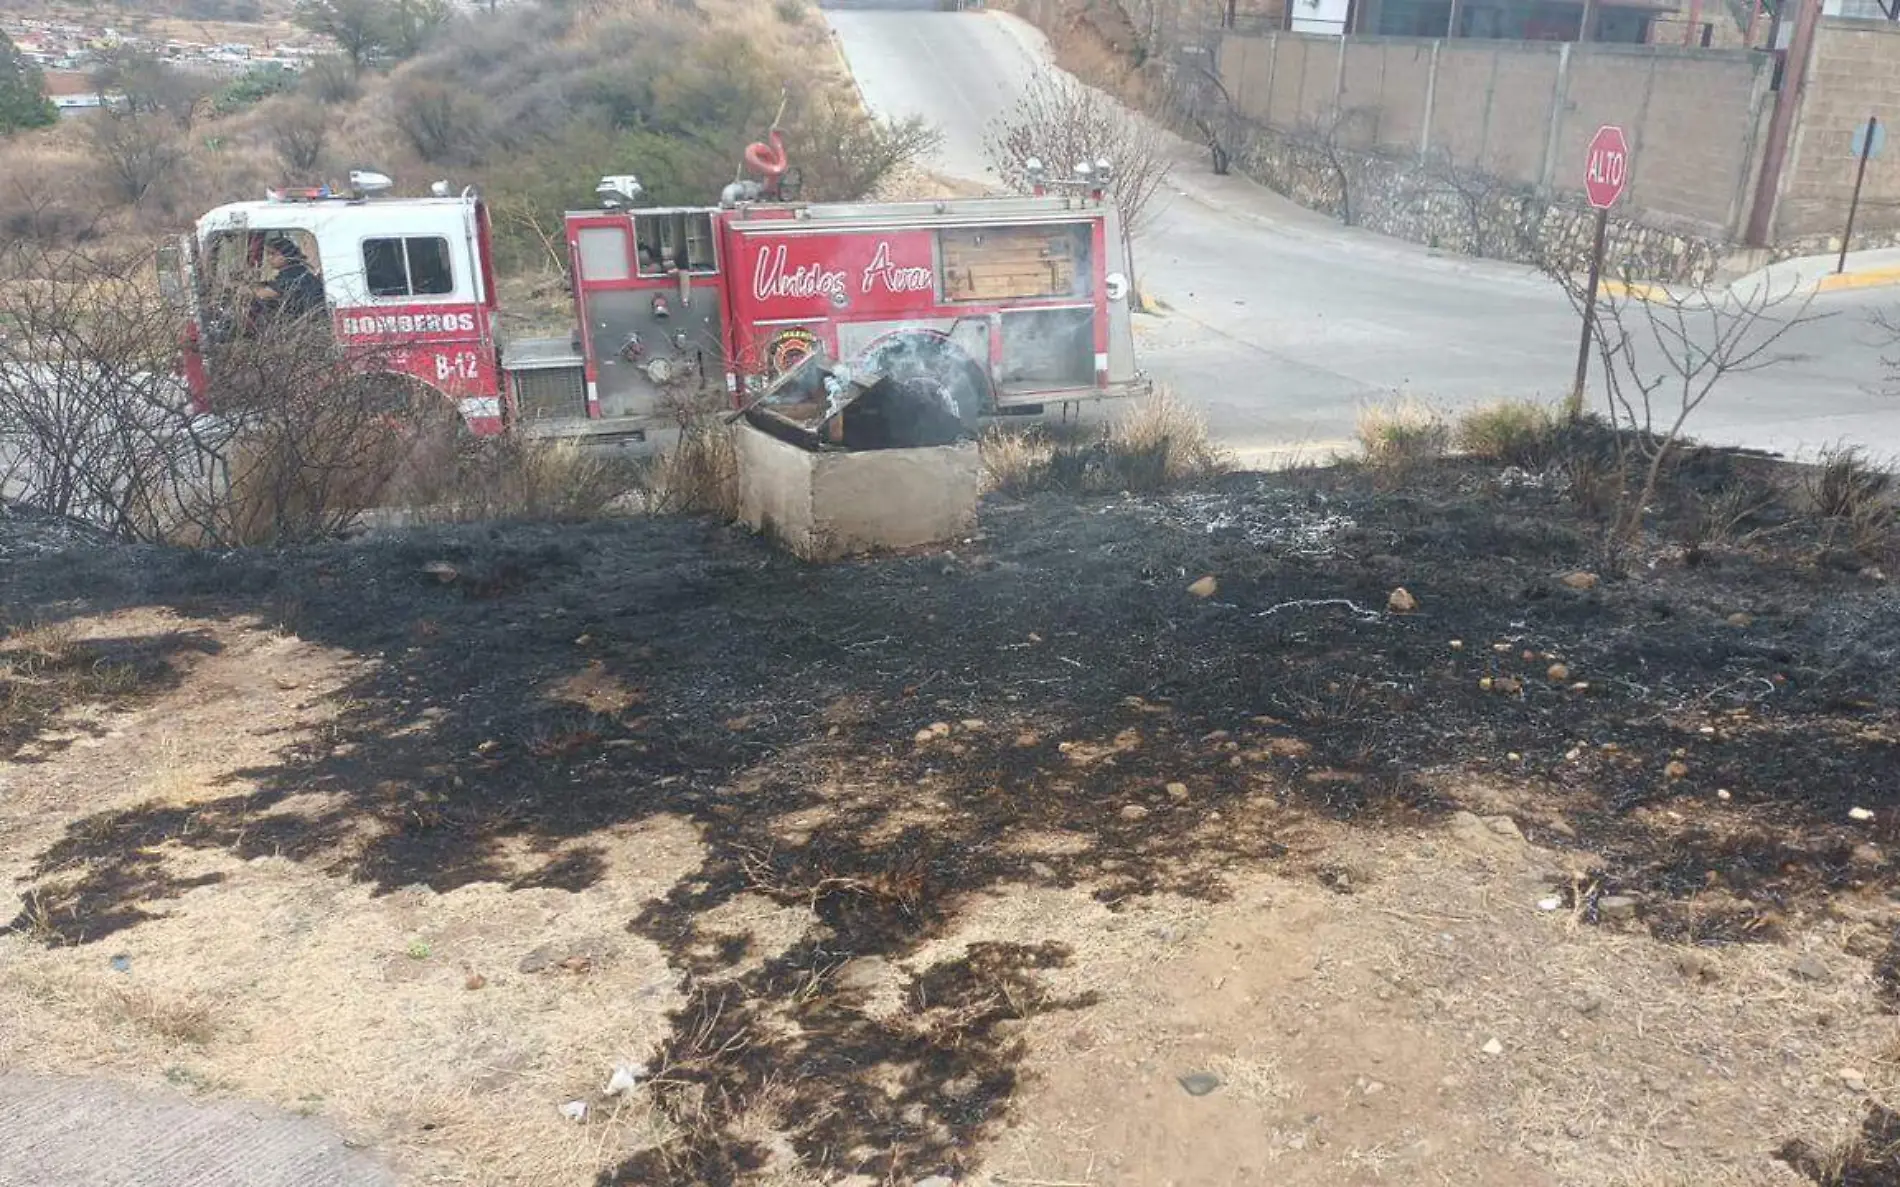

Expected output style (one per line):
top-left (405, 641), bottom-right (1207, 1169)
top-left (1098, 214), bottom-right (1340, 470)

top-left (2, 453), bottom-right (1897, 1182)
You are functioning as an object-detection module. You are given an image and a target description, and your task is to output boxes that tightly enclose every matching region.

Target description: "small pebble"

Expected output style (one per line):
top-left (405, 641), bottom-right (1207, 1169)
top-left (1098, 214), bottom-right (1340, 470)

top-left (1481, 1037), bottom-right (1504, 1056)
top-left (1850, 807), bottom-right (1876, 822)
top-left (1179, 1072), bottom-right (1222, 1096)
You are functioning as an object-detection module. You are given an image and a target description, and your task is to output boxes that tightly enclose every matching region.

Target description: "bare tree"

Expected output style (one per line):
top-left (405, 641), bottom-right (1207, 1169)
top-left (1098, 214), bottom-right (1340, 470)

top-left (1544, 255), bottom-right (1823, 571)
top-left (265, 99), bottom-right (329, 175)
top-left (86, 111), bottom-right (185, 207)
top-left (786, 94), bottom-right (942, 202)
top-left (984, 73), bottom-right (1173, 271)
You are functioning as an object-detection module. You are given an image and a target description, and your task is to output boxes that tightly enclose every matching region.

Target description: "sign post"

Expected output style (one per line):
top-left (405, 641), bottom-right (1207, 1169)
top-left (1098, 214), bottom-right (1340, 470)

top-left (1570, 124), bottom-right (1630, 420)
top-left (1839, 115), bottom-right (1883, 275)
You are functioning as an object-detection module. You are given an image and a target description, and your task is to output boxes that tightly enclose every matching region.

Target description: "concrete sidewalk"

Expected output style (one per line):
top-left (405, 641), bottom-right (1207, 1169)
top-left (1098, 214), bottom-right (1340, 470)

top-left (1600, 246), bottom-right (1900, 306)
top-left (0, 1074), bottom-right (398, 1187)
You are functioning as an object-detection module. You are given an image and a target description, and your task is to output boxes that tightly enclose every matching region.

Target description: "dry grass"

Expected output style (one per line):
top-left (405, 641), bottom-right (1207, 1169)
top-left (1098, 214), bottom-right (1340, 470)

top-left (981, 389), bottom-right (1229, 496)
top-left (1454, 399), bottom-right (1559, 469)
top-left (1356, 395), bottom-right (1450, 467)
top-left (0, 622), bottom-right (145, 749)
top-left (406, 437), bottom-right (646, 525)
top-left (1107, 386), bottom-right (1230, 486)
top-left (1802, 443), bottom-right (1897, 559)
top-left (644, 421), bottom-right (740, 518)
top-left (0, 613), bottom-right (710, 1185)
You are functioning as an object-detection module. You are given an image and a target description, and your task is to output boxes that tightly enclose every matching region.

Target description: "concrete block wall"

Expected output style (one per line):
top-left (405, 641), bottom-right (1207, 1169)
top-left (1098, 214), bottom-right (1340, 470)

top-left (1775, 17), bottom-right (1900, 248)
top-left (1215, 31), bottom-right (1774, 241)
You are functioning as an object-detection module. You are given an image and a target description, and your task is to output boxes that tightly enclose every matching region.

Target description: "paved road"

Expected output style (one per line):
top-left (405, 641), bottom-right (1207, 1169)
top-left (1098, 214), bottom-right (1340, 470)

top-left (827, 7), bottom-right (1900, 462)
top-left (0, 1075), bottom-right (396, 1187)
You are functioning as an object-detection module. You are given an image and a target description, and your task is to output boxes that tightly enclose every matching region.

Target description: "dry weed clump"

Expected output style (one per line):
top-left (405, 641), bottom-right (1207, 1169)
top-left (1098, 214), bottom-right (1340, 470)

top-left (981, 389), bottom-right (1228, 496)
top-left (645, 421), bottom-right (740, 517)
top-left (1356, 396), bottom-right (1450, 467)
top-left (1454, 399), bottom-right (1557, 468)
top-left (403, 436), bottom-right (645, 524)
top-left (1803, 443), bottom-right (1897, 559)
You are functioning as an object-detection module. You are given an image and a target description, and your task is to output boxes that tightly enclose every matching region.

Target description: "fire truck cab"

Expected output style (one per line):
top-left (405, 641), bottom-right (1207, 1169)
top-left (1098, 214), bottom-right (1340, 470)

top-left (174, 158), bottom-right (1151, 447)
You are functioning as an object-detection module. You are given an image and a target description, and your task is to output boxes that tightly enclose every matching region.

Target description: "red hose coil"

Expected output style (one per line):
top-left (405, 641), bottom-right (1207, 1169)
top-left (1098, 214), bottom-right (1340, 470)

top-left (744, 129), bottom-right (788, 178)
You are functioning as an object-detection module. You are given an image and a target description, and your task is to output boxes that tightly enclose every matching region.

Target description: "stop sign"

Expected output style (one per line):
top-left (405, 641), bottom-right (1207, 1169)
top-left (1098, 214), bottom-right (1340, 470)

top-left (1584, 125), bottom-right (1630, 210)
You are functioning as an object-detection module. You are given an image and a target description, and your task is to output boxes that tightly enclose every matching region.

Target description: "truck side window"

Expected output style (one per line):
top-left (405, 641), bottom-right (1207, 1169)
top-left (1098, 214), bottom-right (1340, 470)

top-left (363, 236), bottom-right (455, 298)
top-left (633, 212), bottom-right (718, 277)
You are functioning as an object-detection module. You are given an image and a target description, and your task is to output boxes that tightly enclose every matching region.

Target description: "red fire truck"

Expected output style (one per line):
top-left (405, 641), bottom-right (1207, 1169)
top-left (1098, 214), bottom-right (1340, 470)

top-left (168, 150), bottom-right (1151, 448)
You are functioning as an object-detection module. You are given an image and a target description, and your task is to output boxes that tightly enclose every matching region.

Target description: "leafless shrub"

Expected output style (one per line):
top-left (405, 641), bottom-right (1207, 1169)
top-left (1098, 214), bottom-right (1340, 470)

top-left (391, 77), bottom-right (490, 165)
top-left (300, 55), bottom-right (360, 105)
top-left (0, 242), bottom-right (442, 547)
top-left (1543, 261), bottom-right (1822, 573)
top-left (787, 94), bottom-right (942, 203)
top-left (1286, 106), bottom-right (1375, 227)
top-left (984, 72), bottom-right (1172, 265)
top-left (87, 112), bottom-right (185, 207)
top-left (265, 99), bottom-right (330, 176)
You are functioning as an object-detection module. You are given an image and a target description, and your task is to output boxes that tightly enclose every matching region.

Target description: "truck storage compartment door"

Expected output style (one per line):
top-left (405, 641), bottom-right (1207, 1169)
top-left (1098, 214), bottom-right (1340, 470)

top-left (571, 210), bottom-right (725, 423)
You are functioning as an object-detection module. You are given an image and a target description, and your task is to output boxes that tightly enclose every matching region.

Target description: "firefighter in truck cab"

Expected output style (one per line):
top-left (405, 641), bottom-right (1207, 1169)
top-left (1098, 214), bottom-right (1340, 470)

top-left (248, 236), bottom-right (327, 331)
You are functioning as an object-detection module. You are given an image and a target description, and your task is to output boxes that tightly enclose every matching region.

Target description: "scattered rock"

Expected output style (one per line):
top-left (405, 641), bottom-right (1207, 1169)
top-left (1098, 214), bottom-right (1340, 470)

top-left (1598, 895), bottom-right (1638, 920)
top-left (1178, 1072), bottom-right (1223, 1096)
top-left (914, 1177), bottom-right (956, 1187)
top-left (1029, 861), bottom-right (1057, 880)
top-left (1561, 571), bottom-right (1600, 591)
top-left (1665, 760), bottom-right (1690, 780)
top-left (1165, 782), bottom-right (1190, 802)
top-left (1187, 575), bottom-right (1219, 599)
top-left (959, 719), bottom-right (987, 731)
top-left (1851, 807), bottom-right (1877, 822)
top-left (1537, 895), bottom-right (1564, 912)
top-left (1363, 1080), bottom-right (1386, 1096)
top-left (464, 972), bottom-right (487, 991)
top-left (1841, 1069), bottom-right (1869, 1093)
top-left (1716, 789), bottom-right (1732, 801)
top-left (1576, 996), bottom-right (1605, 1018)
top-left (1727, 612), bottom-right (1754, 628)
top-left (1674, 952), bottom-right (1720, 983)
top-left (940, 1075), bottom-right (980, 1101)
top-left (1547, 663), bottom-right (1570, 682)
top-left (421, 561), bottom-right (459, 584)
top-left (518, 939), bottom-right (617, 975)
top-left (1481, 1037), bottom-right (1504, 1056)
top-left (1387, 587), bottom-right (1418, 613)
top-left (559, 1100), bottom-right (588, 1122)
top-left (1119, 804), bottom-right (1151, 822)
top-left (1266, 737), bottom-right (1311, 757)
top-left (1853, 844), bottom-right (1885, 866)
top-left (836, 956), bottom-right (892, 995)
top-left (1791, 955), bottom-right (1831, 983)
top-left (109, 955), bottom-right (130, 974)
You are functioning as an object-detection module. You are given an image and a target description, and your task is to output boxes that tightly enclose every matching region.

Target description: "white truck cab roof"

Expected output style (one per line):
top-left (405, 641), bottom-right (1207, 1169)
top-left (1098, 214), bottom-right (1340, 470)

top-left (195, 194), bottom-right (486, 307)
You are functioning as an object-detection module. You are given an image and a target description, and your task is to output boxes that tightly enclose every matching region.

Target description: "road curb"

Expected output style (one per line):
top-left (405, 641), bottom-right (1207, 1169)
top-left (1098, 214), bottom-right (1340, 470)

top-left (1598, 264), bottom-right (1900, 306)
top-left (1814, 265), bottom-right (1900, 294)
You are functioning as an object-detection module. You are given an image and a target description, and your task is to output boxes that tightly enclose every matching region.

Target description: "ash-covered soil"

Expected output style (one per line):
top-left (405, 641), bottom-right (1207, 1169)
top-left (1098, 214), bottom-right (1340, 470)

top-left (3, 453), bottom-right (1898, 1183)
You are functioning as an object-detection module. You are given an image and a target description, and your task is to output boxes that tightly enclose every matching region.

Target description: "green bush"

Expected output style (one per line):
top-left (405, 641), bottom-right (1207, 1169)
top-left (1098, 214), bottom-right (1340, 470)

top-left (213, 65), bottom-right (298, 115)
